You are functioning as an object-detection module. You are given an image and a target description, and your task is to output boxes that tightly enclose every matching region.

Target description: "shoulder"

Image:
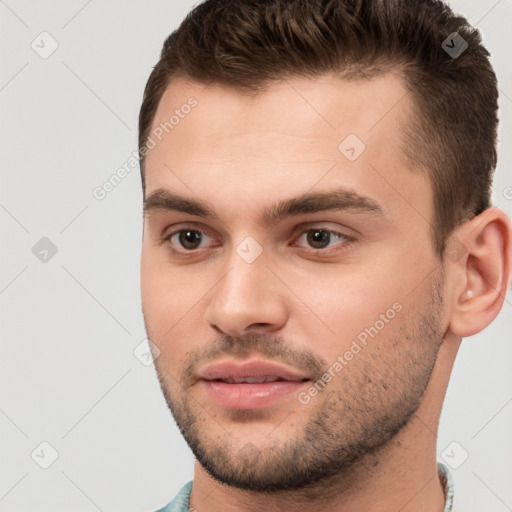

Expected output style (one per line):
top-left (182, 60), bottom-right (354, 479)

top-left (154, 481), bottom-right (193, 512)
top-left (438, 462), bottom-right (454, 512)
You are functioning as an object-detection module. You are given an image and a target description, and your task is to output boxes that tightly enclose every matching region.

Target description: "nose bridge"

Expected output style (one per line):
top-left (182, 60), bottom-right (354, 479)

top-left (205, 236), bottom-right (287, 335)
top-left (217, 239), bottom-right (271, 311)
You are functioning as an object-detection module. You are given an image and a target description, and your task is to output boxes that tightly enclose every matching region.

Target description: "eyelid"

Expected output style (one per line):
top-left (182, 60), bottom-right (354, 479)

top-left (159, 224), bottom-right (218, 252)
top-left (290, 227), bottom-right (355, 254)
top-left (290, 221), bottom-right (357, 239)
top-left (160, 222), bottom-right (216, 243)
top-left (161, 222), bottom-right (356, 256)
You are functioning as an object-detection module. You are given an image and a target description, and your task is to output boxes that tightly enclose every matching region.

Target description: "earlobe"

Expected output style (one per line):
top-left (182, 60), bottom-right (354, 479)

top-left (448, 208), bottom-right (512, 338)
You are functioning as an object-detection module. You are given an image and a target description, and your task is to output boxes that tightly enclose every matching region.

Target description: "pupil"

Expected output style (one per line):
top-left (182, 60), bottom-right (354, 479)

top-left (179, 230), bottom-right (201, 249)
top-left (308, 229), bottom-right (329, 249)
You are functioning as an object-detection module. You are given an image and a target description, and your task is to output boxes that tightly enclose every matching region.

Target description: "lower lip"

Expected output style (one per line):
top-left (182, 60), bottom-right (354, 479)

top-left (201, 380), bottom-right (308, 409)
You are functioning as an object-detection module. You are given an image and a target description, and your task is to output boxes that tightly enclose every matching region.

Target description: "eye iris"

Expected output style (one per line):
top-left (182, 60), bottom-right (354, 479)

top-left (179, 230), bottom-right (202, 249)
top-left (307, 229), bottom-right (330, 249)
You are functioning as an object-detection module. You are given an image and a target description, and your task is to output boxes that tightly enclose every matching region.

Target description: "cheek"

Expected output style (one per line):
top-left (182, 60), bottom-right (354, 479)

top-left (141, 252), bottom-right (168, 325)
top-left (141, 250), bottom-right (183, 342)
top-left (141, 250), bottom-right (208, 365)
top-left (141, 246), bottom-right (194, 317)
top-left (288, 268), bottom-right (401, 347)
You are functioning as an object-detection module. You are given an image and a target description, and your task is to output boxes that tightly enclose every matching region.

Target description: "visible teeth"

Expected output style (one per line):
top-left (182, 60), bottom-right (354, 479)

top-left (221, 376), bottom-right (282, 384)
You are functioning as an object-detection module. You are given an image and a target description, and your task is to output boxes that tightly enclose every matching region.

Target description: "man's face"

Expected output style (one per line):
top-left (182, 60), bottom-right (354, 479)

top-left (140, 73), bottom-right (448, 491)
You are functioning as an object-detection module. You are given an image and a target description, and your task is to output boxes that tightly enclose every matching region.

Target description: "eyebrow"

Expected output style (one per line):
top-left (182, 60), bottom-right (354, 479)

top-left (143, 186), bottom-right (385, 226)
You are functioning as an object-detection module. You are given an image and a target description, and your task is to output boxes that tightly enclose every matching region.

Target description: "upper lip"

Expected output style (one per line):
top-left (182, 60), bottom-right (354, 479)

top-left (197, 359), bottom-right (310, 382)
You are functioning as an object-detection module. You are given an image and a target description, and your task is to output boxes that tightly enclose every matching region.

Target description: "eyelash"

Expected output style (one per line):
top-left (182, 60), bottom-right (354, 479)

top-left (160, 225), bottom-right (355, 258)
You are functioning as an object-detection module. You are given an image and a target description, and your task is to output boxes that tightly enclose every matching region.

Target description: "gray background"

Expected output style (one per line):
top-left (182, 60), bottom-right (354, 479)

top-left (1, 1), bottom-right (511, 511)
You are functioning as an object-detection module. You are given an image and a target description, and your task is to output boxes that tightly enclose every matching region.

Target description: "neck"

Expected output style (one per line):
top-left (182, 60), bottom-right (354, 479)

top-left (190, 429), bottom-right (445, 512)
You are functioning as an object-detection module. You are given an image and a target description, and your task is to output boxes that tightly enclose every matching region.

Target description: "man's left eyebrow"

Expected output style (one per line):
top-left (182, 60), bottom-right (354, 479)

top-left (143, 186), bottom-right (386, 225)
top-left (260, 186), bottom-right (386, 226)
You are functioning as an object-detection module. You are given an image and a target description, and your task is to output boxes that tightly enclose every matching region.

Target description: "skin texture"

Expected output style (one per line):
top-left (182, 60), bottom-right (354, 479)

top-left (140, 73), bottom-right (511, 512)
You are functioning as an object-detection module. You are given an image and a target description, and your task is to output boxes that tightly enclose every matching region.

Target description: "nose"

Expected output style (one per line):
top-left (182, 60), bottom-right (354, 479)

top-left (204, 246), bottom-right (289, 338)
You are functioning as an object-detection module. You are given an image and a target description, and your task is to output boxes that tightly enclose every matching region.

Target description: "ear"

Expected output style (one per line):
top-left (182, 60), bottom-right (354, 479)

top-left (447, 207), bottom-right (512, 338)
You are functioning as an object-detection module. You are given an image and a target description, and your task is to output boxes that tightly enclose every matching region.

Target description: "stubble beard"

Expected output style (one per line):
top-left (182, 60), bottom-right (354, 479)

top-left (150, 270), bottom-right (446, 493)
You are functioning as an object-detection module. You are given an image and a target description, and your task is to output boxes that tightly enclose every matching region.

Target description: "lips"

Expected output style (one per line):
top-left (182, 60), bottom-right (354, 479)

top-left (196, 359), bottom-right (310, 409)
top-left (216, 376), bottom-right (284, 383)
top-left (197, 360), bottom-right (309, 382)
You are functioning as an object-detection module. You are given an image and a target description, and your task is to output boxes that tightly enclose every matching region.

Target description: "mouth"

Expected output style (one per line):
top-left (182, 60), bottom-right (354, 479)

top-left (210, 375), bottom-right (305, 384)
top-left (196, 359), bottom-right (311, 409)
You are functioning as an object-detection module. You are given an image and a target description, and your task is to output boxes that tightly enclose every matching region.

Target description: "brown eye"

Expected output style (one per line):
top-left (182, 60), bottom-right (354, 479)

top-left (163, 228), bottom-right (214, 254)
top-left (177, 230), bottom-right (203, 250)
top-left (294, 227), bottom-right (351, 253)
top-left (306, 229), bottom-right (333, 249)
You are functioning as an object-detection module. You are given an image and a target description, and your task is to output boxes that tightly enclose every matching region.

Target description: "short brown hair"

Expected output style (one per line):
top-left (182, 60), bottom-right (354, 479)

top-left (138, 0), bottom-right (498, 257)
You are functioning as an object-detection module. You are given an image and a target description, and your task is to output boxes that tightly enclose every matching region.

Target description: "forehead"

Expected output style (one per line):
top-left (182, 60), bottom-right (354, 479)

top-left (144, 73), bottom-right (431, 229)
top-left (148, 72), bottom-right (412, 159)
